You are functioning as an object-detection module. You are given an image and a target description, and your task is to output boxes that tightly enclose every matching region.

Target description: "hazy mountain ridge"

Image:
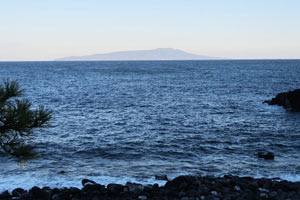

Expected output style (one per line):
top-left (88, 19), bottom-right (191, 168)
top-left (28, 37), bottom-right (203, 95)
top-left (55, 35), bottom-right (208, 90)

top-left (55, 48), bottom-right (219, 61)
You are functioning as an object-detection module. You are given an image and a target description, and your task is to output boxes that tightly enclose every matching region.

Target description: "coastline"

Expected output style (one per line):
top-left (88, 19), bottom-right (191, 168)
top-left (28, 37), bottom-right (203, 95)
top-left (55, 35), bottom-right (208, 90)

top-left (2, 175), bottom-right (300, 200)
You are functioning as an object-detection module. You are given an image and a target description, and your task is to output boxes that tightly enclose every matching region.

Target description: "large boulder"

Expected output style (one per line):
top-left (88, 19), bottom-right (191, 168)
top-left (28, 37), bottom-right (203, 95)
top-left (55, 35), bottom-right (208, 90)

top-left (29, 186), bottom-right (51, 200)
top-left (264, 89), bottom-right (300, 112)
top-left (257, 152), bottom-right (275, 160)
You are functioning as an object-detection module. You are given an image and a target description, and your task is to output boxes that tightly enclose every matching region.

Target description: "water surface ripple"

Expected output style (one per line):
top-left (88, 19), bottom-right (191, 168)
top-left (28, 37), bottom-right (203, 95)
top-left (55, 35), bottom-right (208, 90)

top-left (0, 60), bottom-right (300, 190)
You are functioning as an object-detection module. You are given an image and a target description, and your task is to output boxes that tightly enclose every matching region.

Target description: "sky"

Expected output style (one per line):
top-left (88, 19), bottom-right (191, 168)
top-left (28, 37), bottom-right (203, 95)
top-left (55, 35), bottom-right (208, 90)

top-left (1, 0), bottom-right (300, 61)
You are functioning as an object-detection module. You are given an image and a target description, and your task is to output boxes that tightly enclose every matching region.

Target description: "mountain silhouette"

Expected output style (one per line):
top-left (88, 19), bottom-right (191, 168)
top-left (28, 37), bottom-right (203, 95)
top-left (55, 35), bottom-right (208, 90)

top-left (55, 48), bottom-right (219, 61)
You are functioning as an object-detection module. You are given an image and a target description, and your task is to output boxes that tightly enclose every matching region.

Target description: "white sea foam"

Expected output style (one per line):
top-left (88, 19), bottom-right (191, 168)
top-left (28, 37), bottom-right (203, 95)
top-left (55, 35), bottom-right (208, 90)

top-left (243, 173), bottom-right (300, 183)
top-left (269, 174), bottom-right (300, 182)
top-left (0, 173), bottom-right (167, 193)
top-left (2, 172), bottom-right (300, 193)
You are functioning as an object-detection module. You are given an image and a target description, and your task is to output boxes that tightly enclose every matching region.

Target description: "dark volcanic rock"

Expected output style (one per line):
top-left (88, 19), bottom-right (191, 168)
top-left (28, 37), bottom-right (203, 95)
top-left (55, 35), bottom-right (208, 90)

top-left (257, 152), bottom-right (275, 160)
top-left (81, 179), bottom-right (96, 186)
top-left (126, 182), bottom-right (145, 194)
top-left (82, 183), bottom-right (105, 196)
top-left (264, 89), bottom-right (300, 111)
top-left (0, 190), bottom-right (11, 200)
top-left (164, 175), bottom-right (196, 190)
top-left (29, 186), bottom-right (51, 200)
top-left (3, 175), bottom-right (300, 200)
top-left (155, 175), bottom-right (169, 181)
top-left (12, 188), bottom-right (26, 197)
top-left (107, 183), bottom-right (124, 194)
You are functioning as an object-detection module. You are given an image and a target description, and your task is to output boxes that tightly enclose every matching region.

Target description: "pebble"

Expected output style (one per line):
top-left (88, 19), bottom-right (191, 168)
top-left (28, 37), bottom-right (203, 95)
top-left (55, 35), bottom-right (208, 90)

top-left (269, 191), bottom-right (278, 198)
top-left (260, 193), bottom-right (269, 198)
top-left (234, 185), bottom-right (241, 191)
top-left (258, 188), bottom-right (269, 193)
top-left (138, 195), bottom-right (147, 200)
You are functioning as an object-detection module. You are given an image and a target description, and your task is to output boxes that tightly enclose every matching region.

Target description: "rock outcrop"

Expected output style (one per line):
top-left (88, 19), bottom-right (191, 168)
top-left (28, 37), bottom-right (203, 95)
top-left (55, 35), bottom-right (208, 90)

top-left (264, 89), bottom-right (300, 112)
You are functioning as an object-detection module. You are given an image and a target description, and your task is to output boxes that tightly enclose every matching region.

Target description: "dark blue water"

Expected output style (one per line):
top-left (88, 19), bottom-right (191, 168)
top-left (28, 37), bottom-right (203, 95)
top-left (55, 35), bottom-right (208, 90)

top-left (0, 60), bottom-right (300, 191)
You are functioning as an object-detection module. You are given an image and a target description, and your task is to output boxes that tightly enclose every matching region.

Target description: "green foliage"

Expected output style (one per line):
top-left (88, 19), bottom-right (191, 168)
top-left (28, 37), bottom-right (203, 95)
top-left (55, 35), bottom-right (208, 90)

top-left (0, 80), bottom-right (51, 160)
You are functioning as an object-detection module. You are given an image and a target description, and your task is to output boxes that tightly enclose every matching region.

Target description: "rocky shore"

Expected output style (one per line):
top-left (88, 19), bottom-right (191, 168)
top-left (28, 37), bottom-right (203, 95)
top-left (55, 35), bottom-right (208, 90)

top-left (264, 89), bottom-right (300, 112)
top-left (1, 175), bottom-right (300, 200)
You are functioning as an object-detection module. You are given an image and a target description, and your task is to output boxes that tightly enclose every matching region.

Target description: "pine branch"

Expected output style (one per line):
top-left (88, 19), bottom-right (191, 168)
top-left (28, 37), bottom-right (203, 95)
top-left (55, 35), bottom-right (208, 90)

top-left (0, 80), bottom-right (51, 160)
top-left (0, 80), bottom-right (24, 104)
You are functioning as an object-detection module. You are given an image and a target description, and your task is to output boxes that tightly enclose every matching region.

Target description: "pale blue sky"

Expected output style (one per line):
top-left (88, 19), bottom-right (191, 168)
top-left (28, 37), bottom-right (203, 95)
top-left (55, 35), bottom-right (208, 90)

top-left (1, 0), bottom-right (300, 61)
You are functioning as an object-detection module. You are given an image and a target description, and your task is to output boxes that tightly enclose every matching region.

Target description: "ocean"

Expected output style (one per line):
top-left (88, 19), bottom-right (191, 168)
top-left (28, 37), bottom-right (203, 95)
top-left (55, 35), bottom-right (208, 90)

top-left (0, 60), bottom-right (300, 191)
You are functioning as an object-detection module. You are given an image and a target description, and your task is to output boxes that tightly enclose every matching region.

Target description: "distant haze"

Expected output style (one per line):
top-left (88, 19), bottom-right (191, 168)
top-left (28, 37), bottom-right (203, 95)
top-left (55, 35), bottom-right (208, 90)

top-left (55, 48), bottom-right (219, 61)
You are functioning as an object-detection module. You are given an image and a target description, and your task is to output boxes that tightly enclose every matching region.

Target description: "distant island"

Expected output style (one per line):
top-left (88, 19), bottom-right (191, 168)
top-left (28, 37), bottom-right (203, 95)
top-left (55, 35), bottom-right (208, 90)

top-left (55, 48), bottom-right (220, 61)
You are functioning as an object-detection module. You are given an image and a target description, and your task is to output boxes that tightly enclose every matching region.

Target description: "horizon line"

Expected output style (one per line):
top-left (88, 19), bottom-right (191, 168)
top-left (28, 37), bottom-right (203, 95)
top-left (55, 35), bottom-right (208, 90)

top-left (1, 58), bottom-right (300, 62)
